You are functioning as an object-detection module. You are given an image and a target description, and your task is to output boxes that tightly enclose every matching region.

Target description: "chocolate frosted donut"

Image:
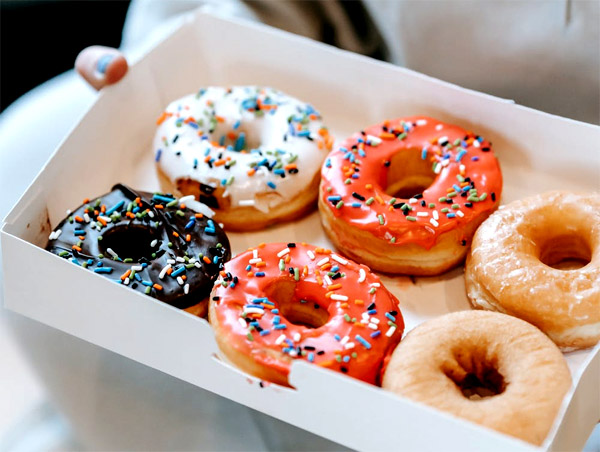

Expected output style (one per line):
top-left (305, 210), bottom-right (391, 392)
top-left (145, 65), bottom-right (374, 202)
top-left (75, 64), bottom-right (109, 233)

top-left (46, 184), bottom-right (230, 315)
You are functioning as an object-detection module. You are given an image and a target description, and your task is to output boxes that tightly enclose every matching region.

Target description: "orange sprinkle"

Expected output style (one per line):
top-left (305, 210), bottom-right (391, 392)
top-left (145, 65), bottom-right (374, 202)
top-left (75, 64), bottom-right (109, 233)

top-left (120, 270), bottom-right (131, 281)
top-left (214, 159), bottom-right (226, 167)
top-left (325, 291), bottom-right (333, 298)
top-left (284, 164), bottom-right (297, 171)
top-left (220, 271), bottom-right (227, 277)
top-left (215, 115), bottom-right (225, 123)
top-left (321, 263), bottom-right (332, 271)
top-left (247, 272), bottom-right (254, 277)
top-left (167, 268), bottom-right (173, 275)
top-left (186, 234), bottom-right (191, 242)
top-left (247, 168), bottom-right (256, 176)
top-left (78, 235), bottom-right (86, 240)
top-left (365, 184), bottom-right (373, 190)
top-left (328, 283), bottom-right (342, 290)
top-left (341, 303), bottom-right (349, 309)
top-left (98, 217), bottom-right (107, 226)
top-left (355, 299), bottom-right (364, 305)
top-left (173, 232), bottom-right (179, 238)
top-left (194, 213), bottom-right (204, 218)
top-left (258, 243), bottom-right (266, 248)
top-left (74, 216), bottom-right (84, 223)
top-left (156, 111), bottom-right (171, 126)
top-left (180, 203), bottom-right (186, 209)
top-left (83, 198), bottom-right (90, 204)
top-left (379, 132), bottom-right (396, 140)
top-left (72, 245), bottom-right (82, 252)
top-left (181, 275), bottom-right (187, 281)
top-left (227, 131), bottom-right (237, 140)
top-left (203, 256), bottom-right (211, 264)
top-left (153, 284), bottom-right (163, 291)
top-left (101, 205), bottom-right (106, 213)
top-left (256, 261), bottom-right (266, 268)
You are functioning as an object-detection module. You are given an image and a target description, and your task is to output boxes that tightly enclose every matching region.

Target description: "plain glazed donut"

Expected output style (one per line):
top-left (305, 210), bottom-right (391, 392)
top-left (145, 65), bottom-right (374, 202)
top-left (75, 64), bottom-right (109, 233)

top-left (208, 242), bottom-right (404, 386)
top-left (319, 116), bottom-right (502, 275)
top-left (46, 184), bottom-right (231, 317)
top-left (382, 310), bottom-right (571, 446)
top-left (154, 86), bottom-right (333, 231)
top-left (465, 191), bottom-right (600, 350)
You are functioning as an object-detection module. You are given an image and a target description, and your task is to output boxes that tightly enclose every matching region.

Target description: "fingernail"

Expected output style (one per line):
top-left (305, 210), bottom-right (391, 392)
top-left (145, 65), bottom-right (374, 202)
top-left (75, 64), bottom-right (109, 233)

top-left (96, 54), bottom-right (114, 75)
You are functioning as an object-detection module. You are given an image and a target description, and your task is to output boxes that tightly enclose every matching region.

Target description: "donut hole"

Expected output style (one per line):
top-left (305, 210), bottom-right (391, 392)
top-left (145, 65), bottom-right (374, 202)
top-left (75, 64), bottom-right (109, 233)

top-left (263, 279), bottom-right (330, 329)
top-left (384, 148), bottom-right (437, 199)
top-left (444, 350), bottom-right (506, 400)
top-left (211, 122), bottom-right (261, 152)
top-left (100, 225), bottom-right (157, 262)
top-left (538, 234), bottom-right (592, 270)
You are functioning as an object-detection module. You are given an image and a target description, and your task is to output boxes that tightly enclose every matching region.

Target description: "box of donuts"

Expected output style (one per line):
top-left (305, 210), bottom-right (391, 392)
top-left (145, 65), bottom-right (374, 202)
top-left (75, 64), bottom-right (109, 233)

top-left (2, 9), bottom-right (599, 451)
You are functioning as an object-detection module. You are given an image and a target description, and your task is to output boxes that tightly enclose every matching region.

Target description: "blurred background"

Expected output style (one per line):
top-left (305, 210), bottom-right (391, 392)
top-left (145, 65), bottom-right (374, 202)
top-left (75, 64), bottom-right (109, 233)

top-left (1, 0), bottom-right (129, 112)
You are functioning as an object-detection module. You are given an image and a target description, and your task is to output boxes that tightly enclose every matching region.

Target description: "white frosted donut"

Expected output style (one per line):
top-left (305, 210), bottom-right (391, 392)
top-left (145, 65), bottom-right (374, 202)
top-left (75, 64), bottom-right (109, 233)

top-left (465, 191), bottom-right (600, 350)
top-left (382, 311), bottom-right (572, 446)
top-left (153, 86), bottom-right (333, 231)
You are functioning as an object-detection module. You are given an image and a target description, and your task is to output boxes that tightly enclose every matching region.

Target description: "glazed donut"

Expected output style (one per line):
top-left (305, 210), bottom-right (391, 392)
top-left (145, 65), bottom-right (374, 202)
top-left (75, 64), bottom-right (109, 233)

top-left (208, 242), bottom-right (404, 386)
top-left (382, 311), bottom-right (571, 446)
top-left (319, 117), bottom-right (502, 275)
top-left (46, 184), bottom-right (231, 317)
top-left (154, 86), bottom-right (333, 231)
top-left (465, 191), bottom-right (600, 350)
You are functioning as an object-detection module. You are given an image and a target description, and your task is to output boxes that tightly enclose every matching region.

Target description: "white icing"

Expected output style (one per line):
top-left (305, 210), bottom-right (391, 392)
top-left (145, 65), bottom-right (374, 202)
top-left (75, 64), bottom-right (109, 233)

top-left (154, 86), bottom-right (329, 213)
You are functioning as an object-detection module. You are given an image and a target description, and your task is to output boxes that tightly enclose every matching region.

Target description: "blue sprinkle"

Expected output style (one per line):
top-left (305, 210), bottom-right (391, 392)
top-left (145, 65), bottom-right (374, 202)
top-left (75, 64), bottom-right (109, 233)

top-left (297, 130), bottom-right (310, 137)
top-left (71, 258), bottom-right (81, 266)
top-left (343, 355), bottom-right (351, 362)
top-left (132, 207), bottom-right (140, 214)
top-left (307, 352), bottom-right (315, 362)
top-left (153, 194), bottom-right (175, 203)
top-left (235, 132), bottom-right (246, 151)
top-left (233, 120), bottom-right (241, 130)
top-left (94, 267), bottom-right (113, 274)
top-left (246, 265), bottom-right (251, 271)
top-left (171, 266), bottom-right (185, 277)
top-left (187, 122), bottom-right (198, 129)
top-left (334, 334), bottom-right (341, 341)
top-left (273, 168), bottom-right (285, 175)
top-left (471, 156), bottom-right (480, 161)
top-left (193, 158), bottom-right (198, 169)
top-left (213, 256), bottom-right (219, 264)
top-left (97, 262), bottom-right (103, 267)
top-left (462, 185), bottom-right (472, 192)
top-left (185, 219), bottom-right (196, 230)
top-left (141, 281), bottom-right (152, 286)
top-left (219, 135), bottom-right (225, 146)
top-left (229, 282), bottom-right (236, 288)
top-left (453, 184), bottom-right (461, 193)
top-left (326, 158), bottom-right (332, 168)
top-left (447, 213), bottom-right (457, 218)
top-left (73, 229), bottom-right (86, 235)
top-left (106, 200), bottom-right (125, 216)
top-left (273, 316), bottom-right (280, 324)
top-left (355, 334), bottom-right (372, 349)
top-left (250, 321), bottom-right (260, 327)
top-left (455, 149), bottom-right (467, 162)
top-left (284, 339), bottom-right (294, 347)
top-left (327, 196), bottom-right (342, 202)
top-left (274, 324), bottom-right (287, 330)
top-left (221, 179), bottom-right (227, 186)
top-left (421, 147), bottom-right (428, 160)
top-left (86, 259), bottom-right (93, 266)
top-left (370, 331), bottom-right (381, 338)
top-left (134, 273), bottom-right (142, 281)
top-left (351, 174), bottom-right (359, 179)
top-left (155, 149), bottom-right (162, 162)
top-left (271, 309), bottom-right (279, 314)
top-left (358, 149), bottom-right (366, 157)
top-left (385, 313), bottom-right (396, 322)
top-left (477, 137), bottom-right (484, 142)
top-left (204, 148), bottom-right (211, 156)
top-left (253, 298), bottom-right (269, 303)
top-left (288, 122), bottom-right (295, 136)
top-left (259, 329), bottom-right (271, 336)
top-left (258, 158), bottom-right (269, 166)
top-left (255, 272), bottom-right (266, 277)
top-left (368, 309), bottom-right (377, 315)
top-left (331, 266), bottom-right (339, 272)
top-left (357, 138), bottom-right (364, 144)
top-left (267, 181), bottom-right (276, 189)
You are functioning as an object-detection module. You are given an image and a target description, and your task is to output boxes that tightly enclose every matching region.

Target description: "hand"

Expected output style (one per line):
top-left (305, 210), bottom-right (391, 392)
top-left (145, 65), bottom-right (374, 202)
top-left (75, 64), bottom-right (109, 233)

top-left (75, 46), bottom-right (128, 90)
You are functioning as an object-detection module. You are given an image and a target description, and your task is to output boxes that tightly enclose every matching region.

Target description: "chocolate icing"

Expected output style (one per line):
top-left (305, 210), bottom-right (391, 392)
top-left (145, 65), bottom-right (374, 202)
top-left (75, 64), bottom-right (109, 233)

top-left (46, 184), bottom-right (230, 309)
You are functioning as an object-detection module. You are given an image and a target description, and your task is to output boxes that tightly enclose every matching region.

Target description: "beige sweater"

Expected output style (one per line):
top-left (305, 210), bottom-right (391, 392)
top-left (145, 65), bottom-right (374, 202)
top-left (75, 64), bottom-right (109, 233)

top-left (121, 0), bottom-right (599, 124)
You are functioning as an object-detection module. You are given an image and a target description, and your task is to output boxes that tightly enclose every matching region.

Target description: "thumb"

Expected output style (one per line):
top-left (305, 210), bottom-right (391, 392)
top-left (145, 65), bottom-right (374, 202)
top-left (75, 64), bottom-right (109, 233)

top-left (75, 46), bottom-right (128, 90)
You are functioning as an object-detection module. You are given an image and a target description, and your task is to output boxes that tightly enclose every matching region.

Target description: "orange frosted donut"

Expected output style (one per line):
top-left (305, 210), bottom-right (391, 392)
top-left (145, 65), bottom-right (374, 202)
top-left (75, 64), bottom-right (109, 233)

top-left (466, 191), bottom-right (600, 350)
top-left (208, 242), bottom-right (404, 386)
top-left (319, 117), bottom-right (502, 275)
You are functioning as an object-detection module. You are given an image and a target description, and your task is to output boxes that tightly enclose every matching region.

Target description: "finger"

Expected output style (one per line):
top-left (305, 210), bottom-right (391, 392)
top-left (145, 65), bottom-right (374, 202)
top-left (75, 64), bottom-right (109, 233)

top-left (75, 45), bottom-right (128, 90)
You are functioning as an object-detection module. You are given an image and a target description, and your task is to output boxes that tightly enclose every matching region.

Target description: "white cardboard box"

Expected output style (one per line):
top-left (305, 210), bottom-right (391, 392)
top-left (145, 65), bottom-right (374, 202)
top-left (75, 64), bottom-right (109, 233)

top-left (1, 10), bottom-right (599, 451)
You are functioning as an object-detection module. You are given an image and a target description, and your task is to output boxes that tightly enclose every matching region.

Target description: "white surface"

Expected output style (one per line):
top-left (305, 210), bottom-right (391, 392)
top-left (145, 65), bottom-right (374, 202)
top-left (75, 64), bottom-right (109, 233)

top-left (0, 8), bottom-right (594, 452)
